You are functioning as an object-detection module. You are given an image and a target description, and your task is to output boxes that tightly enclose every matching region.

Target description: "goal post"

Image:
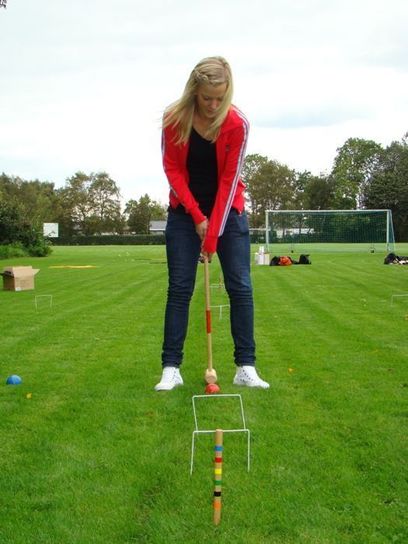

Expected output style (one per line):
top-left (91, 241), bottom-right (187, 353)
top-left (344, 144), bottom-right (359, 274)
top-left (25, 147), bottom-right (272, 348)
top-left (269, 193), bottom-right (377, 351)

top-left (265, 209), bottom-right (395, 253)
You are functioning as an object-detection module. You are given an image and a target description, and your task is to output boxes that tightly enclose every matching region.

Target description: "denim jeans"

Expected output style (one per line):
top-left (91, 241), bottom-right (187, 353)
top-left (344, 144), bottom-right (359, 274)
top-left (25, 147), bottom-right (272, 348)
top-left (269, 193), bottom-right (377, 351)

top-left (161, 208), bottom-right (256, 368)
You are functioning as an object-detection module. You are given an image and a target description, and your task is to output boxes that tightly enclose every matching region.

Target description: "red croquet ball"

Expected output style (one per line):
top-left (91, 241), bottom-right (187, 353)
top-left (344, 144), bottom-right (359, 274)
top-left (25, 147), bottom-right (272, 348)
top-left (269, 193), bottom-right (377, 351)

top-left (205, 383), bottom-right (220, 394)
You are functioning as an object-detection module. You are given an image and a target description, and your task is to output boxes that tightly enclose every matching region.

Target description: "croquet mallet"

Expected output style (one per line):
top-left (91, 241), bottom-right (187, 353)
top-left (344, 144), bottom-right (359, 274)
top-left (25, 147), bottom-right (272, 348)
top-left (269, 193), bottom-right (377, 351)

top-left (204, 256), bottom-right (218, 384)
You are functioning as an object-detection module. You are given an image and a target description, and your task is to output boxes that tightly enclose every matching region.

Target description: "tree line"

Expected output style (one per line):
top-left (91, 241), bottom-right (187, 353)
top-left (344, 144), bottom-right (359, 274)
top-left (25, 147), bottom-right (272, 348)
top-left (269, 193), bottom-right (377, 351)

top-left (1, 132), bottom-right (407, 251)
top-left (243, 133), bottom-right (408, 241)
top-left (0, 171), bottom-right (167, 241)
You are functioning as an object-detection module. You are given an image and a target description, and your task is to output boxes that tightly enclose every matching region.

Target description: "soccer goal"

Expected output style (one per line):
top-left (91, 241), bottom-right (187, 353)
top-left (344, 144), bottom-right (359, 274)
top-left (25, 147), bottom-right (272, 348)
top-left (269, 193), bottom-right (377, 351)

top-left (265, 209), bottom-right (395, 253)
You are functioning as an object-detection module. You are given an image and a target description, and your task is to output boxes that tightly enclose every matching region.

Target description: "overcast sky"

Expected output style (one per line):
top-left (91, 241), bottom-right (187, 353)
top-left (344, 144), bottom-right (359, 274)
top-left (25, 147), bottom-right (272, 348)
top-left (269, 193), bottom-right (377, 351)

top-left (1, 0), bottom-right (407, 205)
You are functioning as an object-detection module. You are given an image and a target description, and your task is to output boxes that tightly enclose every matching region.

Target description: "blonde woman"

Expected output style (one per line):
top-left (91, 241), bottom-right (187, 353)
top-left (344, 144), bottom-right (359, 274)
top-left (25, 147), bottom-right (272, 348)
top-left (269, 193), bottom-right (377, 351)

top-left (155, 56), bottom-right (269, 391)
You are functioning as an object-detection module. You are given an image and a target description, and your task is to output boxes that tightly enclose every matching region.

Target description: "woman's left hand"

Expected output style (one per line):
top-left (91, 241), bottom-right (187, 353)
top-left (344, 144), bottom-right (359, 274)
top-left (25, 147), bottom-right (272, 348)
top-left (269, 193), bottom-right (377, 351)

top-left (201, 251), bottom-right (213, 263)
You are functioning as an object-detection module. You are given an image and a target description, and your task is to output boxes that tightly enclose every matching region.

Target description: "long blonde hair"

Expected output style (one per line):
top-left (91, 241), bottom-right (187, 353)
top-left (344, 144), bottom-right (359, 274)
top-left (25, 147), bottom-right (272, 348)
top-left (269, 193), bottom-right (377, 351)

top-left (163, 56), bottom-right (234, 145)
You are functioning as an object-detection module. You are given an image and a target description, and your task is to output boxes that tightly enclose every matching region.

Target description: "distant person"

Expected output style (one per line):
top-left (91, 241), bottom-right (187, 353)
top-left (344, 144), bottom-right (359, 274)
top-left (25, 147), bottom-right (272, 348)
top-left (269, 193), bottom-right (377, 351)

top-left (155, 56), bottom-right (269, 391)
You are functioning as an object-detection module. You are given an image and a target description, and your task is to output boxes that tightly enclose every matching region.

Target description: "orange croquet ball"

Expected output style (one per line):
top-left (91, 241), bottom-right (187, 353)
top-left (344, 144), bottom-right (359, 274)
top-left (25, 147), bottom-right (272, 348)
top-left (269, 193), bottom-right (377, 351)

top-left (205, 383), bottom-right (220, 394)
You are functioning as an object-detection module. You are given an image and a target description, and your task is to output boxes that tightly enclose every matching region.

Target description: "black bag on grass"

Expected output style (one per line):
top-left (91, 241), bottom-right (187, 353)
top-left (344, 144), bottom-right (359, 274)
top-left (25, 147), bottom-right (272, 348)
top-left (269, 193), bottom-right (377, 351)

top-left (384, 253), bottom-right (408, 265)
top-left (269, 254), bottom-right (311, 266)
top-left (298, 254), bottom-right (311, 265)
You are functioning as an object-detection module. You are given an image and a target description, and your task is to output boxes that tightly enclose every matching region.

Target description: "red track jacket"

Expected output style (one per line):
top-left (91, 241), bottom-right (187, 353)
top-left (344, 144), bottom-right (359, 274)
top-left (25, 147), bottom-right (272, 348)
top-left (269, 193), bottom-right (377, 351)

top-left (162, 106), bottom-right (249, 254)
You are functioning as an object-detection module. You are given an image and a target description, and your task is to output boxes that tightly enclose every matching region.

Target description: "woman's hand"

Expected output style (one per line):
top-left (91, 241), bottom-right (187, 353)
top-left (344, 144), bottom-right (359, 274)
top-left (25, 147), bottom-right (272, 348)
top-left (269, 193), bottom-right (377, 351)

top-left (195, 218), bottom-right (208, 241)
top-left (201, 251), bottom-right (213, 263)
top-left (196, 219), bottom-right (213, 261)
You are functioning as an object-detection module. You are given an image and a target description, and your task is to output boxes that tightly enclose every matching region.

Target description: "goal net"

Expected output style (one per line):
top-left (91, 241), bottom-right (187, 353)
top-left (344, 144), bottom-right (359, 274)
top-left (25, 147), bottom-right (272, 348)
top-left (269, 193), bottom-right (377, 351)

top-left (265, 209), bottom-right (395, 253)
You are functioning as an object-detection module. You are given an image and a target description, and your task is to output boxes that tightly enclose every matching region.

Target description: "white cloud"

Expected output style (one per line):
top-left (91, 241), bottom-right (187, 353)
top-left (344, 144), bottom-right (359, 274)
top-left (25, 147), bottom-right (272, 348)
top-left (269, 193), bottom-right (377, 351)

top-left (1, 0), bottom-right (407, 205)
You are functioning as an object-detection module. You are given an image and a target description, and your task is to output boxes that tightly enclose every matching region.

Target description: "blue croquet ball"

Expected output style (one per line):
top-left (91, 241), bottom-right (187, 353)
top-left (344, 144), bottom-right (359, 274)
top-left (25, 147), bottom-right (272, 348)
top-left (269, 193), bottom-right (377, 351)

top-left (6, 375), bottom-right (22, 385)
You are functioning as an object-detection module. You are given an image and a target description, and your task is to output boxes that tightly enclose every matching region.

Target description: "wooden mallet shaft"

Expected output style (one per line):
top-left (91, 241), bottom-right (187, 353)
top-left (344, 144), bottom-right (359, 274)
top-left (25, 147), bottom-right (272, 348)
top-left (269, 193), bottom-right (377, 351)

top-left (204, 257), bottom-right (217, 384)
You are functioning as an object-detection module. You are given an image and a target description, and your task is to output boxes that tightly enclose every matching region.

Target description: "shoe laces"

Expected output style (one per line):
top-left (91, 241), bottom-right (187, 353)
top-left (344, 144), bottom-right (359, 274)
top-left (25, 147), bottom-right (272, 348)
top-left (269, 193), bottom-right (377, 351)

top-left (161, 367), bottom-right (178, 382)
top-left (239, 366), bottom-right (259, 380)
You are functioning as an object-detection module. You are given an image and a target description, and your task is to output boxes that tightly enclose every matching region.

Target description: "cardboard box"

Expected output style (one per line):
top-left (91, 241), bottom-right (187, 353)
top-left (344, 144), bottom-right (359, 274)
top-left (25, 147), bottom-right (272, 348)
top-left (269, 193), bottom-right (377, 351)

top-left (1, 266), bottom-right (40, 291)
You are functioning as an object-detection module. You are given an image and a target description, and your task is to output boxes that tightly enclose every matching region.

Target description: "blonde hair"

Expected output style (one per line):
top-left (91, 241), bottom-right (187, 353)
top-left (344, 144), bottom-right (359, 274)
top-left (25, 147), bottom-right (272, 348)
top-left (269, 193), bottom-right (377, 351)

top-left (163, 56), bottom-right (234, 145)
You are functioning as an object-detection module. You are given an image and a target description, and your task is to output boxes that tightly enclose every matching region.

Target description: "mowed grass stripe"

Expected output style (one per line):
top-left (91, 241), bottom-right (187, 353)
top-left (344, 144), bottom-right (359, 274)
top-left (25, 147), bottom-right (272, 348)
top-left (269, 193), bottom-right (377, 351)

top-left (1, 249), bottom-right (173, 543)
top-left (1, 245), bottom-right (408, 543)
top-left (249, 252), bottom-right (407, 543)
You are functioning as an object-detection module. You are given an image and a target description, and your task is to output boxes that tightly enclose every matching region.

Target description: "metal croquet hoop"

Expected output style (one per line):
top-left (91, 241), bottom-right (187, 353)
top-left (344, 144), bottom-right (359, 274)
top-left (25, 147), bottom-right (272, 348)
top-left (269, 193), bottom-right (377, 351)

top-left (190, 394), bottom-right (251, 475)
top-left (35, 295), bottom-right (53, 310)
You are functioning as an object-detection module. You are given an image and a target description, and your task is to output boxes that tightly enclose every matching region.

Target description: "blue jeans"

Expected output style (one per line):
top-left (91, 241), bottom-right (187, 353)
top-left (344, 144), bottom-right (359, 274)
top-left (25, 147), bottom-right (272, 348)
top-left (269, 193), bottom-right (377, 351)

top-left (161, 208), bottom-right (256, 368)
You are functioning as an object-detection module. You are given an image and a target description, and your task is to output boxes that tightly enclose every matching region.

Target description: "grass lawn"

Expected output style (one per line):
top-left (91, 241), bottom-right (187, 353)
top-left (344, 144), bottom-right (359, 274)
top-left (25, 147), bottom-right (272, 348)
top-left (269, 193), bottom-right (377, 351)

top-left (0, 244), bottom-right (407, 543)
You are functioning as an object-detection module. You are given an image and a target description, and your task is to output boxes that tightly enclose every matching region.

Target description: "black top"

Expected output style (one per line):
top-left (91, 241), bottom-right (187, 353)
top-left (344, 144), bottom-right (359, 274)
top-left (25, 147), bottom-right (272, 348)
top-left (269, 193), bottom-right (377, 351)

top-left (173, 128), bottom-right (218, 218)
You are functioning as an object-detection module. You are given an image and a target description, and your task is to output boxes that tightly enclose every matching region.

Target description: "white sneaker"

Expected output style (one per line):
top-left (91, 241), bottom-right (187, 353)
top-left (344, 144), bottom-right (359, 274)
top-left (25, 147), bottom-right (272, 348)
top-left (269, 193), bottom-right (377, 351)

top-left (233, 366), bottom-right (270, 389)
top-left (154, 367), bottom-right (183, 391)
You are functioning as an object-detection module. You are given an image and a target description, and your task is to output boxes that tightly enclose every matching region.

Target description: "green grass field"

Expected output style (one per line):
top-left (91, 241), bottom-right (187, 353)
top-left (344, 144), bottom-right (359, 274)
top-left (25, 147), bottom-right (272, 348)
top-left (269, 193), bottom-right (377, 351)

top-left (1, 244), bottom-right (407, 544)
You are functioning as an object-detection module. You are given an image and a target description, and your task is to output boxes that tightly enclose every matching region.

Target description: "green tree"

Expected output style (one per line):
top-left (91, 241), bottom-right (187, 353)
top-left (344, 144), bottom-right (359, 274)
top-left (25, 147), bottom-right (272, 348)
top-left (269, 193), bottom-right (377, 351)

top-left (0, 198), bottom-right (51, 256)
top-left (125, 195), bottom-right (167, 234)
top-left (88, 172), bottom-right (125, 234)
top-left (0, 173), bottom-right (61, 228)
top-left (0, 173), bottom-right (19, 202)
top-left (19, 180), bottom-right (61, 226)
top-left (0, 199), bottom-right (25, 244)
top-left (58, 172), bottom-right (124, 235)
top-left (241, 154), bottom-right (269, 188)
top-left (330, 138), bottom-right (383, 208)
top-left (58, 172), bottom-right (92, 234)
top-left (363, 134), bottom-right (408, 241)
top-left (242, 154), bottom-right (296, 227)
top-left (296, 171), bottom-right (335, 210)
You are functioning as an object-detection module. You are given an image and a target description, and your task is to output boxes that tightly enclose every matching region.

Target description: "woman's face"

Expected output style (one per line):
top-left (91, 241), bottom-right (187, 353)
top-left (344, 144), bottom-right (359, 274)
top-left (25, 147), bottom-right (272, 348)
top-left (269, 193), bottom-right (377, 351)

top-left (195, 82), bottom-right (228, 121)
